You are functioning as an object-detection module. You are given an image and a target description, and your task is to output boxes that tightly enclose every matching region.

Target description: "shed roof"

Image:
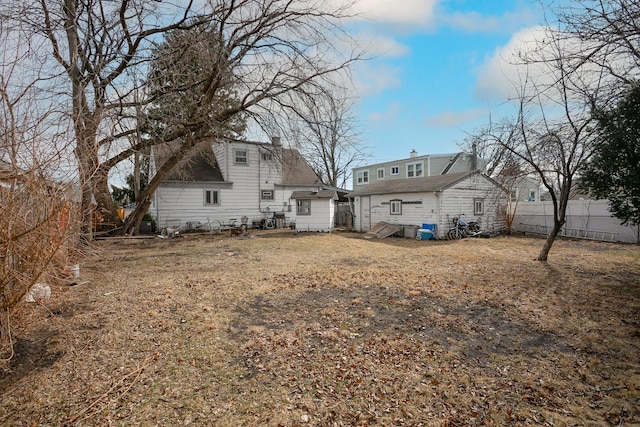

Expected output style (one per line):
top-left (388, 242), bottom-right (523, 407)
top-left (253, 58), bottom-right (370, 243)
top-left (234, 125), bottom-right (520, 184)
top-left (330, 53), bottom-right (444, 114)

top-left (290, 189), bottom-right (337, 200)
top-left (347, 171), bottom-right (480, 197)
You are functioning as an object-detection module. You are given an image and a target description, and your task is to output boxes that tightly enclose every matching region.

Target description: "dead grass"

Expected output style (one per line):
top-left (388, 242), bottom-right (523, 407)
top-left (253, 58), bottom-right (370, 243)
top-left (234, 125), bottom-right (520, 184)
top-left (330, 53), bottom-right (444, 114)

top-left (1, 230), bottom-right (638, 426)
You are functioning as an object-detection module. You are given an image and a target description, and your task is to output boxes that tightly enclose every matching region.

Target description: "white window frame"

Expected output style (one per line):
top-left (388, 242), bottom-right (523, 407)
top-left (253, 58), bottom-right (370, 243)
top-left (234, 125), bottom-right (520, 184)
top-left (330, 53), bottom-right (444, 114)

top-left (356, 170), bottom-right (369, 185)
top-left (529, 189), bottom-right (537, 201)
top-left (473, 198), bottom-right (484, 215)
top-left (261, 152), bottom-right (273, 161)
top-left (204, 189), bottom-right (220, 206)
top-left (390, 199), bottom-right (402, 215)
top-left (377, 168), bottom-right (385, 180)
top-left (296, 199), bottom-right (311, 215)
top-left (390, 165), bottom-right (399, 175)
top-left (235, 149), bottom-right (248, 165)
top-left (406, 161), bottom-right (423, 178)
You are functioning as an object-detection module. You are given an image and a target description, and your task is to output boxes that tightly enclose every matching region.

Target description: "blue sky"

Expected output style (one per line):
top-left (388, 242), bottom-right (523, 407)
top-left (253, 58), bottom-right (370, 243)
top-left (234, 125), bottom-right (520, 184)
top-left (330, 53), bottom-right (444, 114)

top-left (348, 0), bottom-right (550, 163)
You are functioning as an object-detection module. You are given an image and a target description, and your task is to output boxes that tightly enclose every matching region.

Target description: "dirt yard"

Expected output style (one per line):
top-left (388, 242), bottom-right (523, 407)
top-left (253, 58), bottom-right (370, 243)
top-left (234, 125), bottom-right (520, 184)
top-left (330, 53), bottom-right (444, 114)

top-left (1, 231), bottom-right (639, 426)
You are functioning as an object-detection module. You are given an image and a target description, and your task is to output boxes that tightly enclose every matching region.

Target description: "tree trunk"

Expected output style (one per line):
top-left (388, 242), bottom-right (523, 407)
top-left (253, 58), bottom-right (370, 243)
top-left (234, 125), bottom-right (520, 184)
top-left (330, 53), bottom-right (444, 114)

top-left (74, 140), bottom-right (95, 244)
top-left (537, 226), bottom-right (559, 261)
top-left (537, 214), bottom-right (566, 261)
top-left (121, 138), bottom-right (200, 235)
top-left (92, 166), bottom-right (122, 227)
top-left (134, 150), bottom-right (141, 203)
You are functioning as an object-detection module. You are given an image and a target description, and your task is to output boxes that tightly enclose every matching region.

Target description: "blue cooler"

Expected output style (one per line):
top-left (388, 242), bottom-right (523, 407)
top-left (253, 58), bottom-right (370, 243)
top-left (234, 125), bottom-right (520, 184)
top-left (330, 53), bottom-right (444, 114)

top-left (417, 223), bottom-right (437, 240)
top-left (416, 229), bottom-right (434, 240)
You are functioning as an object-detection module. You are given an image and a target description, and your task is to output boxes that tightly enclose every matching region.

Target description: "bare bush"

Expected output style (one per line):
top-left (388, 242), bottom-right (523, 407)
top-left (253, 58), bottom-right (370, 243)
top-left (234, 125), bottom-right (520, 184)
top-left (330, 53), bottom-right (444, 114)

top-left (0, 167), bottom-right (80, 360)
top-left (0, 21), bottom-right (80, 361)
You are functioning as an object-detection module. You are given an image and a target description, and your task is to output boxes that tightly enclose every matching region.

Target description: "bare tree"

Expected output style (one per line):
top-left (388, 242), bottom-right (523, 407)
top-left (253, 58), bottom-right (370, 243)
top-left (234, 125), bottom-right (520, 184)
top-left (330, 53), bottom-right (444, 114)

top-left (120, 1), bottom-right (362, 234)
top-left (1, 0), bottom-right (361, 238)
top-left (1, 24), bottom-right (78, 359)
top-left (0, 0), bottom-right (200, 240)
top-left (555, 0), bottom-right (640, 87)
top-left (280, 88), bottom-right (367, 189)
top-left (474, 22), bottom-right (603, 260)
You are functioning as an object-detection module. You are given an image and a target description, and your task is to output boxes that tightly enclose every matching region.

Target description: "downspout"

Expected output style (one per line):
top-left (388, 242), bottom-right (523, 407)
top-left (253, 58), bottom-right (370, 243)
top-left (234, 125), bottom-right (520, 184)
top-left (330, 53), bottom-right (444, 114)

top-left (427, 156), bottom-right (431, 176)
top-left (258, 147), bottom-right (262, 213)
top-left (435, 190), bottom-right (442, 238)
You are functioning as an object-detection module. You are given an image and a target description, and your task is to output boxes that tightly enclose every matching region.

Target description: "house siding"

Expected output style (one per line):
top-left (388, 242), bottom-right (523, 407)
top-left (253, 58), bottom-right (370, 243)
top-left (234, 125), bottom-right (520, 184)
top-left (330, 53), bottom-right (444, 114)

top-left (438, 175), bottom-right (505, 235)
top-left (153, 184), bottom-right (313, 228)
top-left (358, 192), bottom-right (439, 231)
top-left (295, 199), bottom-right (335, 232)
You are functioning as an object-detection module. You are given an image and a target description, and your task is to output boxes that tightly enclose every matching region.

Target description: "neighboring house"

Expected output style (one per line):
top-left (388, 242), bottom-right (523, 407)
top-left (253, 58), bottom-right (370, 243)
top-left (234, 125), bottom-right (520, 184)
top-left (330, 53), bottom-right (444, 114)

top-left (348, 171), bottom-right (506, 238)
top-left (351, 150), bottom-right (486, 189)
top-left (501, 175), bottom-right (541, 204)
top-left (290, 189), bottom-right (338, 232)
top-left (150, 137), bottom-right (327, 229)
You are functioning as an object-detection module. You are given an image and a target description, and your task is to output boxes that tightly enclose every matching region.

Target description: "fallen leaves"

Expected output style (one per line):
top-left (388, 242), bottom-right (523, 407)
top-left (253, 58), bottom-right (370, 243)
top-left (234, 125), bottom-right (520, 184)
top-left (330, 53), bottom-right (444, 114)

top-left (1, 232), bottom-right (639, 426)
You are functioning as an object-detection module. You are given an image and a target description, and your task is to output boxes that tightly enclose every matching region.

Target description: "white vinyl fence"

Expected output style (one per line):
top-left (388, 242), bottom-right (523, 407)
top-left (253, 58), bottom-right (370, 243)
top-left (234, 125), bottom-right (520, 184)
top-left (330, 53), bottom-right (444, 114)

top-left (514, 200), bottom-right (639, 243)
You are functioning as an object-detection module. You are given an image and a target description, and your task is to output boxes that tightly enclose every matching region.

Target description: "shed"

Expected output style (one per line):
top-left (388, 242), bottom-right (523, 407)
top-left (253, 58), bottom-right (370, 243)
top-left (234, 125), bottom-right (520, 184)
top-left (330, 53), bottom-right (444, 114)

top-left (290, 190), bottom-right (338, 232)
top-left (347, 171), bottom-right (506, 238)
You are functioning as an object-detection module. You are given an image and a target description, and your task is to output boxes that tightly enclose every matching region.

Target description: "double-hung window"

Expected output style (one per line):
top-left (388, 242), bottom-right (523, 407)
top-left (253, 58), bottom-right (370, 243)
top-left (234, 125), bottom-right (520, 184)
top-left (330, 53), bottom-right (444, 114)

top-left (473, 198), bottom-right (484, 215)
top-left (204, 190), bottom-right (219, 205)
top-left (235, 149), bottom-right (248, 165)
top-left (407, 162), bottom-right (423, 178)
top-left (356, 170), bottom-right (369, 185)
top-left (390, 199), bottom-right (402, 215)
top-left (296, 199), bottom-right (311, 215)
top-left (377, 168), bottom-right (385, 179)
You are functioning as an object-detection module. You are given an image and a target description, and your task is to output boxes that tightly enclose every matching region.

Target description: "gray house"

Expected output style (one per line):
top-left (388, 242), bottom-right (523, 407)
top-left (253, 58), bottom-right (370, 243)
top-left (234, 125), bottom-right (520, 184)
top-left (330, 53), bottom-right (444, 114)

top-left (351, 150), bottom-right (486, 189)
top-left (348, 171), bottom-right (506, 238)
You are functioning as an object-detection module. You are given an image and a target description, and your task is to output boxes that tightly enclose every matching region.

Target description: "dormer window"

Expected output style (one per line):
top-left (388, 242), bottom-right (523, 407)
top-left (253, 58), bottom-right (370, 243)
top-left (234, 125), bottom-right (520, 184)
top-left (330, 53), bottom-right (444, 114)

top-left (356, 170), bottom-right (369, 185)
top-left (407, 162), bottom-right (423, 178)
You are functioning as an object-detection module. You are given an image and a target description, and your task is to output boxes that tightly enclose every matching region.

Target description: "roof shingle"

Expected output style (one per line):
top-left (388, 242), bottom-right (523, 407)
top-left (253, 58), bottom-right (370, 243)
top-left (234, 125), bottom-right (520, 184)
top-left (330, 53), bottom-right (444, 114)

top-left (348, 171), bottom-right (477, 197)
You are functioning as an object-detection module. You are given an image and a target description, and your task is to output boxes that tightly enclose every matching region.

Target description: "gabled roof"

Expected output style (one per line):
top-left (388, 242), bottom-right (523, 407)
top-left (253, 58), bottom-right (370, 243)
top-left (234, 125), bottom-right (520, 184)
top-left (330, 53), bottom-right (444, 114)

top-left (154, 140), bottom-right (320, 185)
top-left (348, 171), bottom-right (482, 197)
top-left (290, 189), bottom-right (337, 200)
top-left (281, 148), bottom-right (322, 185)
top-left (154, 141), bottom-right (225, 182)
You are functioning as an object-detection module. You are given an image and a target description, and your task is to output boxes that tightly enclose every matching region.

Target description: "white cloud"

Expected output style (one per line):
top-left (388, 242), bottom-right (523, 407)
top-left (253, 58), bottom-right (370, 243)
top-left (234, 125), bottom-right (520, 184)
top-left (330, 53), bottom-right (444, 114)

top-left (475, 26), bottom-right (552, 101)
top-left (353, 62), bottom-right (403, 97)
top-left (443, 7), bottom-right (537, 34)
top-left (357, 32), bottom-right (410, 58)
top-left (351, 0), bottom-right (438, 27)
top-left (425, 108), bottom-right (487, 127)
top-left (367, 102), bottom-right (401, 126)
